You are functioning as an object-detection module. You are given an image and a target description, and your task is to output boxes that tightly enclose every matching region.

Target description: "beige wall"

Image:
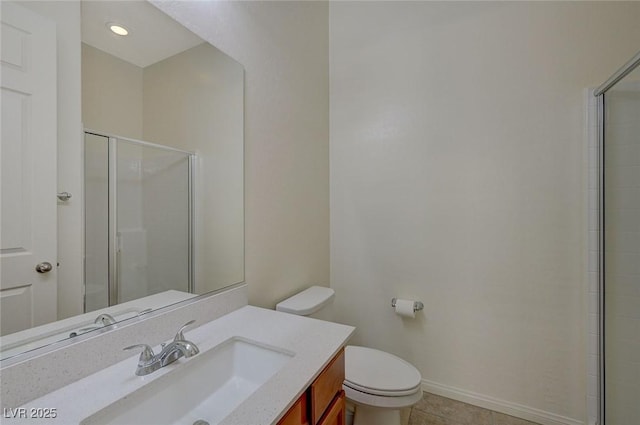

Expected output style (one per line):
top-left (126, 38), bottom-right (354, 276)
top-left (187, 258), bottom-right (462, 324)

top-left (82, 43), bottom-right (143, 140)
top-left (330, 2), bottom-right (640, 424)
top-left (153, 1), bottom-right (330, 308)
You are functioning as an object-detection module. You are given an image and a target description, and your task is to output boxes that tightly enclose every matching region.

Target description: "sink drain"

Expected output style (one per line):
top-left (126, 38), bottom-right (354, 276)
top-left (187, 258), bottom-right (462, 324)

top-left (193, 421), bottom-right (209, 425)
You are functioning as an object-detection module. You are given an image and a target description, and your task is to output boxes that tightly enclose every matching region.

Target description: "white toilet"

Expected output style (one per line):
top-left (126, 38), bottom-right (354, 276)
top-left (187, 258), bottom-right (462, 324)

top-left (276, 286), bottom-right (423, 425)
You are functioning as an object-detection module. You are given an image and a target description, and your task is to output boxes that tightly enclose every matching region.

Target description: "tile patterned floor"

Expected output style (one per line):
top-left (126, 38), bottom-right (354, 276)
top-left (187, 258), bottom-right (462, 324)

top-left (408, 393), bottom-right (542, 425)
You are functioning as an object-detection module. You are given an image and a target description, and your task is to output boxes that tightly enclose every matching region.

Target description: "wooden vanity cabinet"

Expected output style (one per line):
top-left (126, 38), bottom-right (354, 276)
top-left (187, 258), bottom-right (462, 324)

top-left (278, 348), bottom-right (345, 425)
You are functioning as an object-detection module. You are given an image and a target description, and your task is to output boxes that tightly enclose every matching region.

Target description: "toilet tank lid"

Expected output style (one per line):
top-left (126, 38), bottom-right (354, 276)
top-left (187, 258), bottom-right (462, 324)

top-left (276, 286), bottom-right (335, 316)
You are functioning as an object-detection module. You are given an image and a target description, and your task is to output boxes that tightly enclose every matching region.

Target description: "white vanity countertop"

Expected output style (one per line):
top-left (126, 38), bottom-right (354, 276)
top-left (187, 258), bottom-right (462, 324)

top-left (6, 306), bottom-right (355, 425)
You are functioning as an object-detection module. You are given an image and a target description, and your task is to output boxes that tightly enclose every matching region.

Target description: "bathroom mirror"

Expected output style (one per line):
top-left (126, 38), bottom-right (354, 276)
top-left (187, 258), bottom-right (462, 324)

top-left (0, 0), bottom-right (244, 361)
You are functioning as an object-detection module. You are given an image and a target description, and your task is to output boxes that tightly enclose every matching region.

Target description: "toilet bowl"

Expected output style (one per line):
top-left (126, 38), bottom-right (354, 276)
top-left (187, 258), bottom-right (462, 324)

top-left (276, 286), bottom-right (423, 425)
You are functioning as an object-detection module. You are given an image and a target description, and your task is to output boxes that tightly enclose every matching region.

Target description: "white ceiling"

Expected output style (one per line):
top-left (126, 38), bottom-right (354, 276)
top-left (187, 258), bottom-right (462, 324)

top-left (81, 0), bottom-right (204, 68)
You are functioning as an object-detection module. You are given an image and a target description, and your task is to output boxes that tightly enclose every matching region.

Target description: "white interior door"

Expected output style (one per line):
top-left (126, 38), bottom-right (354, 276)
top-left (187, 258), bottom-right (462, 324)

top-left (1, 2), bottom-right (57, 336)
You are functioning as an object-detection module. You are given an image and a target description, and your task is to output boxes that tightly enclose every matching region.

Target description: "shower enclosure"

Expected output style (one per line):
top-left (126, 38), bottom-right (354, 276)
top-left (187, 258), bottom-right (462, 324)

top-left (84, 132), bottom-right (194, 313)
top-left (594, 51), bottom-right (640, 425)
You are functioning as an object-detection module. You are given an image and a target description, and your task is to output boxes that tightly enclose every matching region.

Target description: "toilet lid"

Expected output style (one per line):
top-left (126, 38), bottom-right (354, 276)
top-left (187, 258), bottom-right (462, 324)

top-left (344, 346), bottom-right (422, 397)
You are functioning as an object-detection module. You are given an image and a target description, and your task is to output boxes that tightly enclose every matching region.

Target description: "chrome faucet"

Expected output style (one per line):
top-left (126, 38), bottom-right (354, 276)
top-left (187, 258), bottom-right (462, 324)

top-left (69, 313), bottom-right (117, 338)
top-left (123, 320), bottom-right (200, 376)
top-left (70, 310), bottom-right (153, 338)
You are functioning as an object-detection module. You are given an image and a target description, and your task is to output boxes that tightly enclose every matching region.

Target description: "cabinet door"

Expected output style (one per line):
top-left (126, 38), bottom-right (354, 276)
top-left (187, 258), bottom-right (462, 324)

top-left (318, 391), bottom-right (345, 425)
top-left (311, 349), bottom-right (345, 424)
top-left (278, 393), bottom-right (308, 425)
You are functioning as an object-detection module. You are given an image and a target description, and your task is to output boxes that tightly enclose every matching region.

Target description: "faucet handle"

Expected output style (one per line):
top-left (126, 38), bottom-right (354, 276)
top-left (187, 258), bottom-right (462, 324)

top-left (123, 344), bottom-right (155, 362)
top-left (95, 313), bottom-right (117, 326)
top-left (173, 320), bottom-right (196, 342)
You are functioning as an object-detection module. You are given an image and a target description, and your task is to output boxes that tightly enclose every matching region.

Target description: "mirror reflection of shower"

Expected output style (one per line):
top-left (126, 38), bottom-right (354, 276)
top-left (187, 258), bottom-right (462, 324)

top-left (84, 132), bottom-right (194, 313)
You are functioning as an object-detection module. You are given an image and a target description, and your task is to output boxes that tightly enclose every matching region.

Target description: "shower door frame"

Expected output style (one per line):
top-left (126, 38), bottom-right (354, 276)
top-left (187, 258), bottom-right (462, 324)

top-left (596, 91), bottom-right (605, 425)
top-left (593, 49), bottom-right (640, 425)
top-left (84, 130), bottom-right (196, 311)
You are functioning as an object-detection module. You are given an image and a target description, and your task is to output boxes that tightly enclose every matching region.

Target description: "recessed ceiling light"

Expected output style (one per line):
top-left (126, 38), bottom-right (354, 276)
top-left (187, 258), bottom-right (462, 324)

top-left (107, 23), bottom-right (129, 36)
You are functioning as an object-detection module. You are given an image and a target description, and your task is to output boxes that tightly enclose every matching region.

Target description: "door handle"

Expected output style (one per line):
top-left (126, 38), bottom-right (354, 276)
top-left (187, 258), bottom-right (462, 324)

top-left (57, 192), bottom-right (72, 201)
top-left (35, 262), bottom-right (53, 273)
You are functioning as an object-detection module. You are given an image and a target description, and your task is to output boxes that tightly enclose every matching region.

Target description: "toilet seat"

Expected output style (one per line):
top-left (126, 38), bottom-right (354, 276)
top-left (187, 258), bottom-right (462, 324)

top-left (344, 380), bottom-right (422, 397)
top-left (344, 346), bottom-right (422, 402)
top-left (343, 383), bottom-right (423, 409)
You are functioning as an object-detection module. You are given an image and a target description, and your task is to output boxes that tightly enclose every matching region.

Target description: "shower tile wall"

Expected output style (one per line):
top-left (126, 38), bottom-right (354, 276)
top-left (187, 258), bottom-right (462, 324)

top-left (603, 80), bottom-right (640, 425)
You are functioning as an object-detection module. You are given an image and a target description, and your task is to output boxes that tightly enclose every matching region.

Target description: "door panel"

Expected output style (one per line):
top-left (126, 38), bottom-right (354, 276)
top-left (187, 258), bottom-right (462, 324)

top-left (1, 2), bottom-right (57, 335)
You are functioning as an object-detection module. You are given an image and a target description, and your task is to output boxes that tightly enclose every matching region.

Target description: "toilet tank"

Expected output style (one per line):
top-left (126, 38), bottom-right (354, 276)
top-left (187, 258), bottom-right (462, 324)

top-left (275, 286), bottom-right (335, 321)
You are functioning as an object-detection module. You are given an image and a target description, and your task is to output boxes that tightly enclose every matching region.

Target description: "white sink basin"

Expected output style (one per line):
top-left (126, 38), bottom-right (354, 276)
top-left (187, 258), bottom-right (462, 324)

top-left (81, 337), bottom-right (294, 425)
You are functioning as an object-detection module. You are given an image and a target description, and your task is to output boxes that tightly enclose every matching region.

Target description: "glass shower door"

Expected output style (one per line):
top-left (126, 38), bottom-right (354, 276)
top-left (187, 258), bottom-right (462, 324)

top-left (115, 140), bottom-right (191, 303)
top-left (602, 67), bottom-right (640, 425)
top-left (84, 133), bottom-right (110, 312)
top-left (84, 133), bottom-right (193, 313)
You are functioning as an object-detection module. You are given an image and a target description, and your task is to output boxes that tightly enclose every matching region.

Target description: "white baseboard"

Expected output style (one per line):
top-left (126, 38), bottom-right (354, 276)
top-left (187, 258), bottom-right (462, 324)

top-left (421, 379), bottom-right (585, 425)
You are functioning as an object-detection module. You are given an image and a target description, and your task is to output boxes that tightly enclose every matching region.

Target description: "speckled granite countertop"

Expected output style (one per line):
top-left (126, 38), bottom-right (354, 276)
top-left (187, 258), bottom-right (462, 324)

top-left (5, 306), bottom-right (354, 425)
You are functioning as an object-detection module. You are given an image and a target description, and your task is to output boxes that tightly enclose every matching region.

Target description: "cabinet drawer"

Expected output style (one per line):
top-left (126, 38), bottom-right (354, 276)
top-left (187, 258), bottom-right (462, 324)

top-left (318, 391), bottom-right (345, 425)
top-left (310, 349), bottom-right (345, 425)
top-left (278, 393), bottom-right (308, 425)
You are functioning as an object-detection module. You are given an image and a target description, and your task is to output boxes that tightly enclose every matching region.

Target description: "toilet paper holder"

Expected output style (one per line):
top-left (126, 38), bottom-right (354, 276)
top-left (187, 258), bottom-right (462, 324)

top-left (391, 298), bottom-right (424, 312)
